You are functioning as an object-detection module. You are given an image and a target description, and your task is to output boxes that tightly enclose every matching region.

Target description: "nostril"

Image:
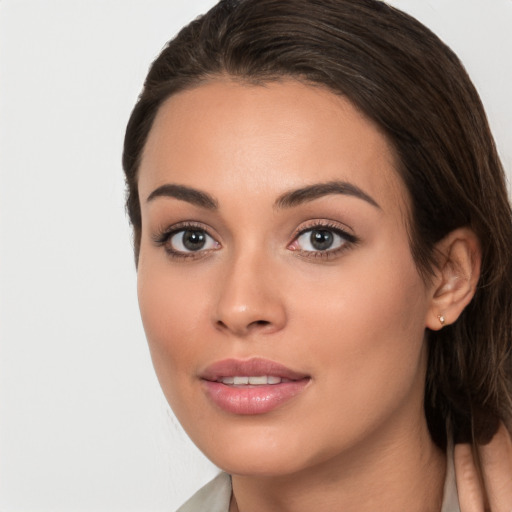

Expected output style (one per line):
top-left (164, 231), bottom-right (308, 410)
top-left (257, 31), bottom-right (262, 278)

top-left (216, 320), bottom-right (228, 329)
top-left (249, 320), bottom-right (272, 329)
top-left (215, 318), bottom-right (272, 333)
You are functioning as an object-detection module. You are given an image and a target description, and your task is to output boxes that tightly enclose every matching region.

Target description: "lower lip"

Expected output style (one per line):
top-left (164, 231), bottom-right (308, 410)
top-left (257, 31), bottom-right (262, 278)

top-left (202, 379), bottom-right (310, 415)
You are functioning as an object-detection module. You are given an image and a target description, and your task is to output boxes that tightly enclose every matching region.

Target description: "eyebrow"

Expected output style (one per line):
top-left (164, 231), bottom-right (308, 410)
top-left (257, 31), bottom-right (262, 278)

top-left (275, 181), bottom-right (380, 209)
top-left (146, 180), bottom-right (380, 211)
top-left (146, 184), bottom-right (218, 209)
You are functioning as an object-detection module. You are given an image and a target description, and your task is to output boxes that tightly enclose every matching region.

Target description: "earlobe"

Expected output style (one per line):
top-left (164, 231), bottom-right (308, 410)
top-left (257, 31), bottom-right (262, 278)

top-left (426, 228), bottom-right (481, 330)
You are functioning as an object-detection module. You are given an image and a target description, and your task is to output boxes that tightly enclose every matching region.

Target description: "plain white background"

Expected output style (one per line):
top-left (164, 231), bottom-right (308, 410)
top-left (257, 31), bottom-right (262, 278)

top-left (0, 1), bottom-right (510, 511)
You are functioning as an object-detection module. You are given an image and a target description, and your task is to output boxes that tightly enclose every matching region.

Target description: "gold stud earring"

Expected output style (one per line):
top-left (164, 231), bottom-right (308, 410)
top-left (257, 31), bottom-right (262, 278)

top-left (437, 315), bottom-right (446, 326)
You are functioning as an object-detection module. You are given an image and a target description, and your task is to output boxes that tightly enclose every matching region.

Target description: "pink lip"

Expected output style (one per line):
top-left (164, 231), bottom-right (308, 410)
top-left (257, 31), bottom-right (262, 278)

top-left (200, 358), bottom-right (310, 415)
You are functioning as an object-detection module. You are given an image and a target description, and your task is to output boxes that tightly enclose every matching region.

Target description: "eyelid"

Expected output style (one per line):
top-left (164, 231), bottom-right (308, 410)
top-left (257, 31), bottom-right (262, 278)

top-left (151, 220), bottom-right (209, 243)
top-left (291, 219), bottom-right (356, 242)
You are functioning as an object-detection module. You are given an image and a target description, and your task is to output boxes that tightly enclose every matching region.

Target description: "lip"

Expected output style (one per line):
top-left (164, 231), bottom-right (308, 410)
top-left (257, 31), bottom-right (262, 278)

top-left (200, 358), bottom-right (310, 415)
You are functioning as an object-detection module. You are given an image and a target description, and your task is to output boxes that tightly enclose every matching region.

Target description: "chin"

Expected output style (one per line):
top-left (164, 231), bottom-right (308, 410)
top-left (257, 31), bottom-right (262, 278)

top-left (183, 420), bottom-right (303, 474)
top-left (185, 417), bottom-right (355, 479)
top-left (213, 448), bottom-right (314, 478)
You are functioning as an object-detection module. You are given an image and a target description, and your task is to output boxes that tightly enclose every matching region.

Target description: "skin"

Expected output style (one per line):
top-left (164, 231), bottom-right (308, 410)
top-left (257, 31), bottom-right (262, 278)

top-left (136, 79), bottom-right (484, 512)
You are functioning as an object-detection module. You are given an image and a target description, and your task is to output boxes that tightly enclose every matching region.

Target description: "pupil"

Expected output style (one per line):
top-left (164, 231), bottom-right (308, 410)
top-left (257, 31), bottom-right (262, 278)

top-left (183, 230), bottom-right (206, 251)
top-left (311, 230), bottom-right (333, 250)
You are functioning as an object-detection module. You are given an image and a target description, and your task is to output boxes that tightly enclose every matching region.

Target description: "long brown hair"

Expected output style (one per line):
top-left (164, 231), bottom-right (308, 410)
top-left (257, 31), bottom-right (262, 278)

top-left (123, 0), bottom-right (512, 448)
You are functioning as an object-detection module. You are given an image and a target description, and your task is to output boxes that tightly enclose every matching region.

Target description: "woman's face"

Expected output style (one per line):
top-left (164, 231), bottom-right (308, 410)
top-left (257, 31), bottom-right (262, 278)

top-left (137, 80), bottom-right (437, 476)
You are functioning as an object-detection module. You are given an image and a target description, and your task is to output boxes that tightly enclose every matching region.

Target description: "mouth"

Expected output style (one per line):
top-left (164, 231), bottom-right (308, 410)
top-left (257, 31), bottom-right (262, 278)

top-left (216, 375), bottom-right (292, 385)
top-left (200, 358), bottom-right (310, 415)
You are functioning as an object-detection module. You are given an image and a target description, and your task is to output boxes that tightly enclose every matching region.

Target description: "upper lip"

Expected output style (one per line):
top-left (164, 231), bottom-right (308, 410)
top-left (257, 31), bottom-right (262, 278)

top-left (200, 358), bottom-right (309, 382)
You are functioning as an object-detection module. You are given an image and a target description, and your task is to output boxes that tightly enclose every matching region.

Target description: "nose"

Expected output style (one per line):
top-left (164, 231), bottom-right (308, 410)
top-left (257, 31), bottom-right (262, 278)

top-left (213, 250), bottom-right (287, 337)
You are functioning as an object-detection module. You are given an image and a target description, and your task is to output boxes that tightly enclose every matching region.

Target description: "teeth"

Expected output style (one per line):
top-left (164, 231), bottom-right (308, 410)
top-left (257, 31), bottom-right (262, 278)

top-left (248, 376), bottom-right (267, 385)
top-left (220, 376), bottom-right (283, 385)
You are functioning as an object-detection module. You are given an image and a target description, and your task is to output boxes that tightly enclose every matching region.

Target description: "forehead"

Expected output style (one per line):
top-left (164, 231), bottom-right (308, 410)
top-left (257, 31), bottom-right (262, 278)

top-left (139, 79), bottom-right (408, 215)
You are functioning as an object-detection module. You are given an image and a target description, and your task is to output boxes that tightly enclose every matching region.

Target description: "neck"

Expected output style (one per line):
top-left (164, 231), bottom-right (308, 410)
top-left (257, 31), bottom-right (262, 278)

top-left (229, 416), bottom-right (446, 512)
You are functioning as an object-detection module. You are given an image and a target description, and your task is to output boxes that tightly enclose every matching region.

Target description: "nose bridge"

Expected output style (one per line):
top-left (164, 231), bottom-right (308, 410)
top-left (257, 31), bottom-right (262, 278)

top-left (214, 243), bottom-right (286, 336)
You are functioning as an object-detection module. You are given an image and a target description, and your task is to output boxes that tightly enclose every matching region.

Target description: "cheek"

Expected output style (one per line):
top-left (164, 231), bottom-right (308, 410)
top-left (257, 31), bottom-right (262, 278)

top-left (136, 258), bottom-right (207, 404)
top-left (292, 241), bottom-right (428, 337)
top-left (288, 247), bottom-right (430, 416)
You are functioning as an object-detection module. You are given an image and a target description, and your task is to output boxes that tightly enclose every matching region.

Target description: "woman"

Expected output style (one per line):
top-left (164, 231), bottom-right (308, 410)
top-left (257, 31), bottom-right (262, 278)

top-left (122, 0), bottom-right (512, 510)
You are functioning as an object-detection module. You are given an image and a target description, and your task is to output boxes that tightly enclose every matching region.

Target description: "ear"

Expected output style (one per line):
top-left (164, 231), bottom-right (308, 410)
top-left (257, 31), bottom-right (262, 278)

top-left (425, 227), bottom-right (481, 331)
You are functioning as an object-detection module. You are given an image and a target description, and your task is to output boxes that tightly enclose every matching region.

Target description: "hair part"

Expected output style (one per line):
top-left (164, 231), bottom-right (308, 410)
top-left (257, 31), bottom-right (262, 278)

top-left (123, 0), bottom-right (512, 447)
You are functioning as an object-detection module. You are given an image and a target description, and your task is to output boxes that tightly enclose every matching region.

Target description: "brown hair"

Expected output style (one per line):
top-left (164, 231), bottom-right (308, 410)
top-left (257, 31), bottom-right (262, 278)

top-left (123, 0), bottom-right (512, 447)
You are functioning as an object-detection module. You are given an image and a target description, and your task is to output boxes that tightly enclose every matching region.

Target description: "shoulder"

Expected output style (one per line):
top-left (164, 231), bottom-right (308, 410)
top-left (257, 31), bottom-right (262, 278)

top-left (176, 472), bottom-right (232, 512)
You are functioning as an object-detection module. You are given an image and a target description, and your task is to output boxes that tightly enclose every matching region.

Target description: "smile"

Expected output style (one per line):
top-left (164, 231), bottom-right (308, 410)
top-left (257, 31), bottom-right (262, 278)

top-left (218, 376), bottom-right (290, 385)
top-left (200, 358), bottom-right (310, 415)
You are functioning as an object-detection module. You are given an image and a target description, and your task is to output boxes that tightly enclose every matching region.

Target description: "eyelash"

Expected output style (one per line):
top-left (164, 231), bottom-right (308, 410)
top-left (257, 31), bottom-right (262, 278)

top-left (152, 221), bottom-right (219, 260)
top-left (152, 220), bottom-right (358, 261)
top-left (289, 221), bottom-right (358, 260)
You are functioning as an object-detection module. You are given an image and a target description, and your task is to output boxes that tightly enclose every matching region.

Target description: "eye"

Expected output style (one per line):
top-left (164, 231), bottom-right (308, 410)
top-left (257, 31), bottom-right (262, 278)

top-left (152, 223), bottom-right (220, 259)
top-left (288, 222), bottom-right (358, 258)
top-left (296, 228), bottom-right (346, 252)
top-left (169, 228), bottom-right (218, 253)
